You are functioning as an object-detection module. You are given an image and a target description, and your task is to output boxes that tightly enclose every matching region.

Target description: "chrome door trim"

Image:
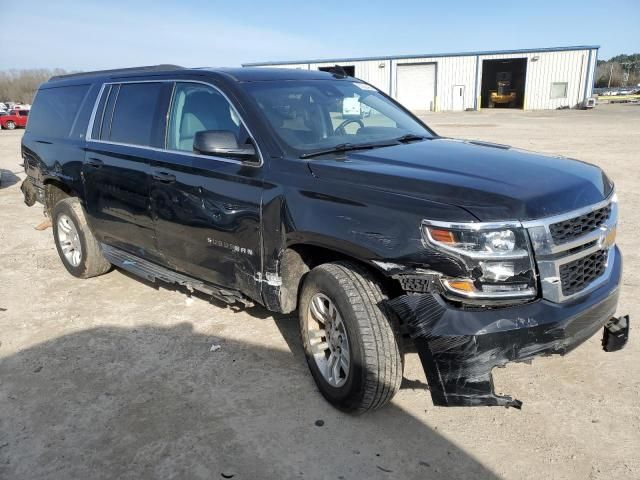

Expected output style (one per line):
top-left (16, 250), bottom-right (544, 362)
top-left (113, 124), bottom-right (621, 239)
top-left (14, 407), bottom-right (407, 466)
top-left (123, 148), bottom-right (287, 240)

top-left (85, 78), bottom-right (264, 168)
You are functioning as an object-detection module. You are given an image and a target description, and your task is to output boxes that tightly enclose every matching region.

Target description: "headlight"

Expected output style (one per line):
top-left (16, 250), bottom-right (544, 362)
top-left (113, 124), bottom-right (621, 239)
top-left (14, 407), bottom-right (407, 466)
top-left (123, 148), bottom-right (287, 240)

top-left (421, 220), bottom-right (537, 303)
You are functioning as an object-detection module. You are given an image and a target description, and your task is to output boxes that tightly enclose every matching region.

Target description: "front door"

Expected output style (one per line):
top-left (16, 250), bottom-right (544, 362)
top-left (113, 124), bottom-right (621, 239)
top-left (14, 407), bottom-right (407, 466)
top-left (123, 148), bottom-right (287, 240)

top-left (83, 81), bottom-right (171, 263)
top-left (452, 85), bottom-right (465, 111)
top-left (149, 81), bottom-right (263, 298)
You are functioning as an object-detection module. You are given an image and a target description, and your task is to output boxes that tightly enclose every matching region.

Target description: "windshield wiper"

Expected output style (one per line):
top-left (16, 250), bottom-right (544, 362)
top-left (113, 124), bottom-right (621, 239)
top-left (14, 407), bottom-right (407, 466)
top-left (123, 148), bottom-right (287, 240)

top-left (299, 135), bottom-right (429, 159)
top-left (299, 141), bottom-right (397, 159)
top-left (394, 133), bottom-right (428, 143)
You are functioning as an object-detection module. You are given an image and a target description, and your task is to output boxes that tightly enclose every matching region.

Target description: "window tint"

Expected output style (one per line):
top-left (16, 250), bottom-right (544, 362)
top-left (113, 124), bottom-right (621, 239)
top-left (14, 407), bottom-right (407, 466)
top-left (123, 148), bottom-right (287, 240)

top-left (19, 110), bottom-right (29, 117)
top-left (167, 82), bottom-right (241, 152)
top-left (108, 82), bottom-right (164, 147)
top-left (91, 85), bottom-right (111, 140)
top-left (26, 85), bottom-right (90, 137)
top-left (244, 80), bottom-right (429, 153)
top-left (69, 84), bottom-right (98, 139)
top-left (100, 85), bottom-right (120, 140)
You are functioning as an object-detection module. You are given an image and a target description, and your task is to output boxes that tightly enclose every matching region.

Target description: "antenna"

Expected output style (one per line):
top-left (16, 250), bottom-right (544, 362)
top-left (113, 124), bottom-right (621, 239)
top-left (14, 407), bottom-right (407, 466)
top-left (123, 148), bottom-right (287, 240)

top-left (328, 65), bottom-right (349, 78)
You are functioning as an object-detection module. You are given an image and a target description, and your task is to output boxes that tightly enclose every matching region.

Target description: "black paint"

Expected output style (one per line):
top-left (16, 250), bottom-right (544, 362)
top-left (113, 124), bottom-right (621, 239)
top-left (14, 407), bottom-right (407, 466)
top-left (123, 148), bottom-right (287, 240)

top-left (21, 66), bottom-right (625, 408)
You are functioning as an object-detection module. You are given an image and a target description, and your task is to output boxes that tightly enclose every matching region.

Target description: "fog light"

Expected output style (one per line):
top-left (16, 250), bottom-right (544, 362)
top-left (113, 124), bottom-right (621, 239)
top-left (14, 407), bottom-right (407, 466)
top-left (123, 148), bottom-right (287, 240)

top-left (480, 261), bottom-right (514, 282)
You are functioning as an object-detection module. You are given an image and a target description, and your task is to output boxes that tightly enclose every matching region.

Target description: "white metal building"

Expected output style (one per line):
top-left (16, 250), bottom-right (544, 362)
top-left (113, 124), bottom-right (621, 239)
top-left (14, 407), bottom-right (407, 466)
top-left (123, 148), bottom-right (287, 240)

top-left (243, 46), bottom-right (599, 112)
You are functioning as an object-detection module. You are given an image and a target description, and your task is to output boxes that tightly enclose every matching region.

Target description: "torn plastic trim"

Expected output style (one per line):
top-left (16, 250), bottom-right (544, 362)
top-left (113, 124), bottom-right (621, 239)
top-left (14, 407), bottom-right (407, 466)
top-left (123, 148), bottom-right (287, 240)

top-left (254, 271), bottom-right (283, 287)
top-left (373, 260), bottom-right (535, 306)
top-left (20, 177), bottom-right (43, 206)
top-left (387, 250), bottom-right (622, 408)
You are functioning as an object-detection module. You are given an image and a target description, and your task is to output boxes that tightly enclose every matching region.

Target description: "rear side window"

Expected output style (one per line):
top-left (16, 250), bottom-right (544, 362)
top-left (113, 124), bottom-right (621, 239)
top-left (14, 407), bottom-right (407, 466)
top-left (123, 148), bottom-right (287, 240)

top-left (27, 85), bottom-right (90, 137)
top-left (107, 82), bottom-right (165, 147)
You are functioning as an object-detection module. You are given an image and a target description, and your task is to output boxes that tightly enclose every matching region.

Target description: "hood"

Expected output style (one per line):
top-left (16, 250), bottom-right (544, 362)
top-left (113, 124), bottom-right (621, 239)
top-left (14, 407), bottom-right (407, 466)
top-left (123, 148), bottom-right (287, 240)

top-left (307, 138), bottom-right (613, 221)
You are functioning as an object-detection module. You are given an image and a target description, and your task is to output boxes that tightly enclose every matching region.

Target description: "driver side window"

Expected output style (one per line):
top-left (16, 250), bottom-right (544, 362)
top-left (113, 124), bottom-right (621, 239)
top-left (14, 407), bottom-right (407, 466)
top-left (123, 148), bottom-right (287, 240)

top-left (167, 82), bottom-right (241, 152)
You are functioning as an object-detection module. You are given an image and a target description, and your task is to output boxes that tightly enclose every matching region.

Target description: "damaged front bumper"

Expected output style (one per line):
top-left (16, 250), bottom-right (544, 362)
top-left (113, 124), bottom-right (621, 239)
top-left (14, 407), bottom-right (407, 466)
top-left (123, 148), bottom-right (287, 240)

top-left (389, 246), bottom-right (627, 408)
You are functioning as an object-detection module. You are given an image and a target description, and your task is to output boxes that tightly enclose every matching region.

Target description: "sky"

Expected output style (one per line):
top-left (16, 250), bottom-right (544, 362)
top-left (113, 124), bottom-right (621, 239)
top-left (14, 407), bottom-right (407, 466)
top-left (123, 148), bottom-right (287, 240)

top-left (1, 0), bottom-right (638, 71)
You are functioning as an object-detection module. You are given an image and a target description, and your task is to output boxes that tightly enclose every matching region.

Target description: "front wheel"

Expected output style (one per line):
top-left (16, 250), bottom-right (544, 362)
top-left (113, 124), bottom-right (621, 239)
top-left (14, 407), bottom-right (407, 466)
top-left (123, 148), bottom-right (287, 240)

top-left (4, 120), bottom-right (16, 130)
top-left (299, 262), bottom-right (403, 414)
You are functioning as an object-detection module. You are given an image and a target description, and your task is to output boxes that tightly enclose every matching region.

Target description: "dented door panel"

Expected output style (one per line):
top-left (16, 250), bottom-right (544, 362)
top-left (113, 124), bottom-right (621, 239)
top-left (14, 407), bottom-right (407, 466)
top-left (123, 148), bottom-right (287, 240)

top-left (149, 150), bottom-right (263, 302)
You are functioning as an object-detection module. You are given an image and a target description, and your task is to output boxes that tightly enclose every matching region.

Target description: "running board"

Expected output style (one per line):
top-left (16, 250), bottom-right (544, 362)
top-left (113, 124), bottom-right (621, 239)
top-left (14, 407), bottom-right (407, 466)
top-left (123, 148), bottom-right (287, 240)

top-left (100, 243), bottom-right (252, 306)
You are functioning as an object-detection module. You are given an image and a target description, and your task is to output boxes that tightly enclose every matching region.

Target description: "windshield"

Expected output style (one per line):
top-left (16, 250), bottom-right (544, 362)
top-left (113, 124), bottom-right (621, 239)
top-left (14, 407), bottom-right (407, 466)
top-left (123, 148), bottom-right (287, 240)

top-left (243, 80), bottom-right (433, 155)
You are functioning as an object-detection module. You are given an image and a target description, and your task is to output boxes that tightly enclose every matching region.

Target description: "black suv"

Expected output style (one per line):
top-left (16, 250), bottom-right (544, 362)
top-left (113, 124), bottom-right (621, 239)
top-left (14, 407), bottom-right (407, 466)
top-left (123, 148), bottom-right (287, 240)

top-left (21, 65), bottom-right (628, 413)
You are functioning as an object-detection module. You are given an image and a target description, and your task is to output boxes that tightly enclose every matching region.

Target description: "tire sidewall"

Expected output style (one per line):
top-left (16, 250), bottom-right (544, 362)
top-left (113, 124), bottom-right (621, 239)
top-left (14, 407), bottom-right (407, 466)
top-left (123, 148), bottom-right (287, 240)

top-left (52, 200), bottom-right (91, 277)
top-left (299, 267), bottom-right (367, 411)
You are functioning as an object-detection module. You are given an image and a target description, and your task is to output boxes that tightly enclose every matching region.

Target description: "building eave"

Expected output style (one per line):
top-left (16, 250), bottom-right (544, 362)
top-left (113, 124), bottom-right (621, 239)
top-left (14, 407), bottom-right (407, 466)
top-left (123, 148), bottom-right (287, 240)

top-left (242, 45), bottom-right (600, 67)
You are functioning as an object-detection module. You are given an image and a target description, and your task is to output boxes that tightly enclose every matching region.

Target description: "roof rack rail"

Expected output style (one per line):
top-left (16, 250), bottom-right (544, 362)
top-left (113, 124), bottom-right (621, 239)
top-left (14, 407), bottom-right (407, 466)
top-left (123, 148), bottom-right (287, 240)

top-left (49, 64), bottom-right (184, 81)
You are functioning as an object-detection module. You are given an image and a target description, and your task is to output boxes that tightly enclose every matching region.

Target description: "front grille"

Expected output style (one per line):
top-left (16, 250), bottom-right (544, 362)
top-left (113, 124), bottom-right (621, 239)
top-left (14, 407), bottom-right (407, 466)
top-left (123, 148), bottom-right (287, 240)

top-left (549, 204), bottom-right (611, 244)
top-left (559, 250), bottom-right (608, 296)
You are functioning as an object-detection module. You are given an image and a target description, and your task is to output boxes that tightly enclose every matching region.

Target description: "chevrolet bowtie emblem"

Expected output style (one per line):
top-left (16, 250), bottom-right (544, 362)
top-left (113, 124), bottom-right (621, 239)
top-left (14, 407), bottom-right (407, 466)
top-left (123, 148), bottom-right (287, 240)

top-left (600, 225), bottom-right (617, 249)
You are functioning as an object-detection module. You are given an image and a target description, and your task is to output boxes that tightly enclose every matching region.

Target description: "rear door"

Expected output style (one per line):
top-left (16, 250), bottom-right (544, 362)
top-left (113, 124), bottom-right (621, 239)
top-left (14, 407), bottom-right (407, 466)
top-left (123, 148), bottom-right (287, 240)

top-left (149, 81), bottom-right (263, 297)
top-left (83, 81), bottom-right (172, 263)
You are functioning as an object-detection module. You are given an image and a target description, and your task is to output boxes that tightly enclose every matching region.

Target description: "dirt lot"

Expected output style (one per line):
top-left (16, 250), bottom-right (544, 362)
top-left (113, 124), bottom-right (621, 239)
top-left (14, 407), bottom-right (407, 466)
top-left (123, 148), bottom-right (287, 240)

top-left (1, 104), bottom-right (638, 480)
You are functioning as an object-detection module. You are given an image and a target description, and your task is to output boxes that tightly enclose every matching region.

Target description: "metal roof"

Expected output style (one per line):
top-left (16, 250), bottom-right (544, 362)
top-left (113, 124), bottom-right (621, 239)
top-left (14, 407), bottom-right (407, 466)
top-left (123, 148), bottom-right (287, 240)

top-left (242, 45), bottom-right (600, 67)
top-left (45, 66), bottom-right (344, 87)
top-left (49, 65), bottom-right (184, 81)
top-left (197, 67), bottom-right (344, 81)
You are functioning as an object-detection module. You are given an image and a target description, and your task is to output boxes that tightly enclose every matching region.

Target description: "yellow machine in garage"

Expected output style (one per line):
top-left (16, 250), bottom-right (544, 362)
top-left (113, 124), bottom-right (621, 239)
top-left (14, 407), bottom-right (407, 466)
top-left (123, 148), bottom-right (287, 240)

top-left (488, 72), bottom-right (517, 107)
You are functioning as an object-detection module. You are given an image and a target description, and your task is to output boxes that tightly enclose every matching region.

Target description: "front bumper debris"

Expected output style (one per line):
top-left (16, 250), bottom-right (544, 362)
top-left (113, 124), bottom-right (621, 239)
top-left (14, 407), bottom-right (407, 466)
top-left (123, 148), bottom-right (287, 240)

top-left (20, 177), bottom-right (44, 206)
top-left (602, 315), bottom-right (629, 352)
top-left (388, 247), bottom-right (626, 408)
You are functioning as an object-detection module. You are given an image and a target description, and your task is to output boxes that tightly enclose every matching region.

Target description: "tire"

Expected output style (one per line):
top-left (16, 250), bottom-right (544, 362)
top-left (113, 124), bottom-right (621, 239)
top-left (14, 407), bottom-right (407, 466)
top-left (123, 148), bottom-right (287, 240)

top-left (4, 121), bottom-right (15, 130)
top-left (52, 197), bottom-right (111, 278)
top-left (299, 261), bottom-right (402, 414)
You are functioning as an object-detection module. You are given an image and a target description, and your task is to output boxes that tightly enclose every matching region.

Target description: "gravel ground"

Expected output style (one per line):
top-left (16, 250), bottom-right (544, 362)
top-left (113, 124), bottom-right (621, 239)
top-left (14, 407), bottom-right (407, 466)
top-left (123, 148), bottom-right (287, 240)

top-left (0, 104), bottom-right (638, 480)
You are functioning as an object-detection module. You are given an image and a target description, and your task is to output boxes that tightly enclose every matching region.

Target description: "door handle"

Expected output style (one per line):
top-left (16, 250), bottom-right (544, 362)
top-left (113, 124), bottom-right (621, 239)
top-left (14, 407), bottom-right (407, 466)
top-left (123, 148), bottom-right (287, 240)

top-left (152, 171), bottom-right (176, 183)
top-left (86, 158), bottom-right (103, 168)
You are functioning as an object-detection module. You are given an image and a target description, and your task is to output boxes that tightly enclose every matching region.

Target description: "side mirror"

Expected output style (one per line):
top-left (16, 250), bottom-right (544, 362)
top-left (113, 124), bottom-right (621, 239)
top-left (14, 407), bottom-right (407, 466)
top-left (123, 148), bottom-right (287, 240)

top-left (193, 130), bottom-right (257, 162)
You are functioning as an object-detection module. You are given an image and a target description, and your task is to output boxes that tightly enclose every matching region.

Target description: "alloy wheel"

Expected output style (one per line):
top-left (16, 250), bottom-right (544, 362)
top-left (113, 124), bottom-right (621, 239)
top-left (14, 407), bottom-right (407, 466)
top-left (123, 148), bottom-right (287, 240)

top-left (306, 293), bottom-right (351, 387)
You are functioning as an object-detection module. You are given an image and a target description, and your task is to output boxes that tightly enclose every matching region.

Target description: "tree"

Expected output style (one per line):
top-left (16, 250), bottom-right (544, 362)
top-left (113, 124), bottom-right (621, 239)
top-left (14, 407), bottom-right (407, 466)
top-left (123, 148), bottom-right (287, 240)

top-left (0, 69), bottom-right (69, 104)
top-left (595, 54), bottom-right (640, 88)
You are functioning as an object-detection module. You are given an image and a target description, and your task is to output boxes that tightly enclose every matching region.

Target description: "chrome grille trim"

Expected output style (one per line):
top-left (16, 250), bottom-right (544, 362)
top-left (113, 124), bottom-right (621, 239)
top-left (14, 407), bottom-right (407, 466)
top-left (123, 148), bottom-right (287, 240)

top-left (549, 204), bottom-right (611, 244)
top-left (522, 193), bottom-right (617, 303)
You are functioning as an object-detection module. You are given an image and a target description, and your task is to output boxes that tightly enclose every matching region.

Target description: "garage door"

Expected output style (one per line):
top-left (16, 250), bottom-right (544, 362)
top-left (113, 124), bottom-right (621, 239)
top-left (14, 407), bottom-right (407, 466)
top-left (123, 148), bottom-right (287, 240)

top-left (396, 64), bottom-right (436, 112)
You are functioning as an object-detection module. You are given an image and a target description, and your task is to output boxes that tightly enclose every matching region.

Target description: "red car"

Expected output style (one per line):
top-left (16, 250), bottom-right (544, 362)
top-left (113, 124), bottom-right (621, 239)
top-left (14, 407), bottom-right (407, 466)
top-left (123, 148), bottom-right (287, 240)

top-left (1, 109), bottom-right (29, 129)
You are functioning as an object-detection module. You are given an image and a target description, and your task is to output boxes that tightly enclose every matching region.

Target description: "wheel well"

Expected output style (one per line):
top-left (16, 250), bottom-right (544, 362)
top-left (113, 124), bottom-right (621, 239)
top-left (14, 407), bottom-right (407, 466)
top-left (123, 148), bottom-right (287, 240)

top-left (277, 244), bottom-right (402, 314)
top-left (44, 180), bottom-right (76, 216)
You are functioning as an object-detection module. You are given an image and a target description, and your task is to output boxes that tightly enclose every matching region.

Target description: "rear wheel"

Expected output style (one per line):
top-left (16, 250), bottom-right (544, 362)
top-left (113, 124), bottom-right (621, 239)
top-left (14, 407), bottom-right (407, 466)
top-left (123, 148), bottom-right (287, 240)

top-left (299, 262), bottom-right (402, 414)
top-left (52, 198), bottom-right (111, 278)
top-left (4, 120), bottom-right (15, 130)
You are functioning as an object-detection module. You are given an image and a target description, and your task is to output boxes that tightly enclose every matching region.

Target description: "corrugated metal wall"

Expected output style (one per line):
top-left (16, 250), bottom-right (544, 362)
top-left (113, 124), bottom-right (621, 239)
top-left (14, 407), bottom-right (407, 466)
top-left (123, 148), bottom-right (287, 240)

top-left (248, 48), bottom-right (598, 111)
top-left (395, 56), bottom-right (477, 111)
top-left (476, 49), bottom-right (594, 110)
